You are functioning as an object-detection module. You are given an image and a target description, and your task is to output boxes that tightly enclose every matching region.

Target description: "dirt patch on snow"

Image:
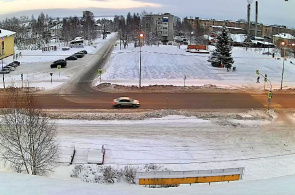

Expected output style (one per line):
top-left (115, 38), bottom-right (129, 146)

top-left (45, 109), bottom-right (276, 121)
top-left (94, 83), bottom-right (242, 94)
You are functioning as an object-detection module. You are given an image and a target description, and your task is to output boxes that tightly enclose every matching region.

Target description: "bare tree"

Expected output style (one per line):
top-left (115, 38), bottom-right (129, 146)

top-left (0, 88), bottom-right (58, 176)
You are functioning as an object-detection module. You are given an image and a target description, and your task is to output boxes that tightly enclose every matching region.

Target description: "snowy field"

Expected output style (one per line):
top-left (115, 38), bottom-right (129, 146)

top-left (99, 44), bottom-right (295, 90)
top-left (1, 110), bottom-right (295, 194)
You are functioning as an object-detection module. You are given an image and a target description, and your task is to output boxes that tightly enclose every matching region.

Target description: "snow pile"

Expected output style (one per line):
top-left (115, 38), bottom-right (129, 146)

top-left (49, 109), bottom-right (274, 121)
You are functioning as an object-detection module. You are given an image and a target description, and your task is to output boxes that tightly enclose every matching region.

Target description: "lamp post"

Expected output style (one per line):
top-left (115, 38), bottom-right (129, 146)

top-left (190, 31), bottom-right (194, 45)
top-left (280, 41), bottom-right (286, 90)
top-left (139, 33), bottom-right (144, 88)
top-left (292, 43), bottom-right (295, 58)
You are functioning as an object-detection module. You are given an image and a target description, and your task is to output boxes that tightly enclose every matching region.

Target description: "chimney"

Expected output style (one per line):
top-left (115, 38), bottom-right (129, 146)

top-left (255, 1), bottom-right (258, 37)
top-left (247, 3), bottom-right (251, 35)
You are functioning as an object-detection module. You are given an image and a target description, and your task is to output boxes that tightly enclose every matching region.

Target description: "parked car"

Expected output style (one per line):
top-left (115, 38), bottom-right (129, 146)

top-left (50, 59), bottom-right (67, 68)
top-left (62, 47), bottom-right (70, 51)
top-left (73, 52), bottom-right (84, 58)
top-left (113, 97), bottom-right (140, 108)
top-left (65, 55), bottom-right (78, 61)
top-left (4, 66), bottom-right (15, 71)
top-left (6, 61), bottom-right (20, 68)
top-left (79, 50), bottom-right (88, 54)
top-left (0, 68), bottom-right (11, 74)
top-left (13, 61), bottom-right (20, 66)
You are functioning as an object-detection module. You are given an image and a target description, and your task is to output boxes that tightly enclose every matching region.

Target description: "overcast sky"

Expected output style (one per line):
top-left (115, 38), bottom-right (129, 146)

top-left (0, 0), bottom-right (294, 28)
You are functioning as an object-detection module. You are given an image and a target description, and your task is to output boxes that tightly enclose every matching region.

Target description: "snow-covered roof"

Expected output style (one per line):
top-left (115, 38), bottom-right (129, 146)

top-left (211, 25), bottom-right (243, 30)
top-left (230, 34), bottom-right (247, 43)
top-left (50, 24), bottom-right (63, 30)
top-left (0, 29), bottom-right (16, 38)
top-left (251, 40), bottom-right (274, 45)
top-left (273, 33), bottom-right (295, 40)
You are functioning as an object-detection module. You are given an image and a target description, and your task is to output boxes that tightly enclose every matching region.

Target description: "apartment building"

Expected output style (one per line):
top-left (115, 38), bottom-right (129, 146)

top-left (142, 13), bottom-right (174, 43)
top-left (185, 17), bottom-right (294, 38)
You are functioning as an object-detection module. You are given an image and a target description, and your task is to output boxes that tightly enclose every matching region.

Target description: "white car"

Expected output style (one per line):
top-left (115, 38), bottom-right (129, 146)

top-left (113, 97), bottom-right (140, 108)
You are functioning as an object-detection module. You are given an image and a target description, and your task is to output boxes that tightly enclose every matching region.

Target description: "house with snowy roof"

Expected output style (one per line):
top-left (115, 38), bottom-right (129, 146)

top-left (273, 33), bottom-right (295, 47)
top-left (0, 29), bottom-right (16, 60)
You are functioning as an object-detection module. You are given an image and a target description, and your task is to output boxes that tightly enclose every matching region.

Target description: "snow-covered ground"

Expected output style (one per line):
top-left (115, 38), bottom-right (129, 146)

top-left (98, 44), bottom-right (295, 90)
top-left (1, 110), bottom-right (295, 194)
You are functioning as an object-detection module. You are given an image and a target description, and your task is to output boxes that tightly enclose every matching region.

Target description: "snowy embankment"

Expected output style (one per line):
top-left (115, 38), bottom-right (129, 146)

top-left (2, 110), bottom-right (295, 194)
top-left (99, 44), bottom-right (295, 90)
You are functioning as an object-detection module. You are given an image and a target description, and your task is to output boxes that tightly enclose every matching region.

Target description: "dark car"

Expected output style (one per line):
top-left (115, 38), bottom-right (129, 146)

top-left (73, 52), bottom-right (84, 58)
top-left (50, 59), bottom-right (67, 68)
top-left (65, 55), bottom-right (78, 61)
top-left (113, 97), bottom-right (140, 108)
top-left (0, 68), bottom-right (11, 74)
top-left (79, 50), bottom-right (88, 54)
top-left (6, 61), bottom-right (20, 68)
top-left (13, 61), bottom-right (20, 66)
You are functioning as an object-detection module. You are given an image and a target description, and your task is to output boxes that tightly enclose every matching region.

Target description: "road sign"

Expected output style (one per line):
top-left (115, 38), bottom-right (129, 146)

top-left (50, 73), bottom-right (53, 76)
top-left (268, 91), bottom-right (273, 99)
top-left (57, 65), bottom-right (61, 70)
top-left (98, 69), bottom-right (103, 75)
top-left (256, 69), bottom-right (259, 75)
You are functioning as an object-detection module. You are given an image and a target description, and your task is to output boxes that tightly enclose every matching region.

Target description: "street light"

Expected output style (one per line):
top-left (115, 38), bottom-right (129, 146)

top-left (190, 31), bottom-right (194, 45)
top-left (292, 43), bottom-right (295, 58)
top-left (280, 41), bottom-right (286, 90)
top-left (139, 33), bottom-right (144, 88)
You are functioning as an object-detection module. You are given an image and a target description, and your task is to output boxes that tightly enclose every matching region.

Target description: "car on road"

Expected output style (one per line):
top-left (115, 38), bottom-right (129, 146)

top-left (65, 55), bottom-right (78, 61)
top-left (113, 97), bottom-right (140, 108)
top-left (50, 59), bottom-right (67, 68)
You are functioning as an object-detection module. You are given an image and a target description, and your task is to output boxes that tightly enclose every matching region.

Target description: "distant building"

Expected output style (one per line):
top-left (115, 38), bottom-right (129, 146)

top-left (185, 17), bottom-right (294, 38)
top-left (142, 13), bottom-right (174, 43)
top-left (273, 33), bottom-right (295, 47)
top-left (0, 29), bottom-right (16, 60)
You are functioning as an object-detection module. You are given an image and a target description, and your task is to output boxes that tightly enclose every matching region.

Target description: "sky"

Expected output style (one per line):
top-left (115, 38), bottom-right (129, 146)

top-left (0, 0), bottom-right (294, 28)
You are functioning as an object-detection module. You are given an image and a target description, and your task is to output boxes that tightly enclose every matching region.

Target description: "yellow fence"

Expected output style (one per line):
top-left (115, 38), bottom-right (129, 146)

top-left (136, 168), bottom-right (244, 185)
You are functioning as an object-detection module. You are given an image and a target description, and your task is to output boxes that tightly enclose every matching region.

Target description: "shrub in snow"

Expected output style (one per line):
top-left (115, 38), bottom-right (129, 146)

top-left (70, 164), bottom-right (172, 184)
top-left (122, 166), bottom-right (137, 184)
top-left (103, 166), bottom-right (121, 183)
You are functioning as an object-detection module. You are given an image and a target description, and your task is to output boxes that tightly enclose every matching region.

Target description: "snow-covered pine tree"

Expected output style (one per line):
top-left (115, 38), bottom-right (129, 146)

top-left (210, 25), bottom-right (234, 70)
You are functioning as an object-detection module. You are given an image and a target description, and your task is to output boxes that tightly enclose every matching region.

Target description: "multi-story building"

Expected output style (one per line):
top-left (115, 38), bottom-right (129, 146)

top-left (142, 13), bottom-right (174, 43)
top-left (186, 17), bottom-right (295, 38)
top-left (0, 29), bottom-right (15, 60)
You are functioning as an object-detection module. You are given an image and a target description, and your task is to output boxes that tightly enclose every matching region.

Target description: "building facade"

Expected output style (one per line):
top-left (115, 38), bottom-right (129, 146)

top-left (142, 13), bottom-right (174, 43)
top-left (0, 29), bottom-right (16, 60)
top-left (185, 17), bottom-right (294, 38)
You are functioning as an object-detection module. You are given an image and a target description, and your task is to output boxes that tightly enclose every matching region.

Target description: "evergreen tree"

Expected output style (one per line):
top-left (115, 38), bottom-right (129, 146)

top-left (210, 26), bottom-right (234, 70)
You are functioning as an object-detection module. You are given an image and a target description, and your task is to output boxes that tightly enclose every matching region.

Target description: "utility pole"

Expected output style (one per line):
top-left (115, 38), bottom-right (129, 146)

top-left (139, 33), bottom-right (144, 88)
top-left (280, 41), bottom-right (286, 90)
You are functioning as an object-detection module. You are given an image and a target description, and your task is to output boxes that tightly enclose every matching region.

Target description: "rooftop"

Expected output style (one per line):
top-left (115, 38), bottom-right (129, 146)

top-left (0, 29), bottom-right (16, 38)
